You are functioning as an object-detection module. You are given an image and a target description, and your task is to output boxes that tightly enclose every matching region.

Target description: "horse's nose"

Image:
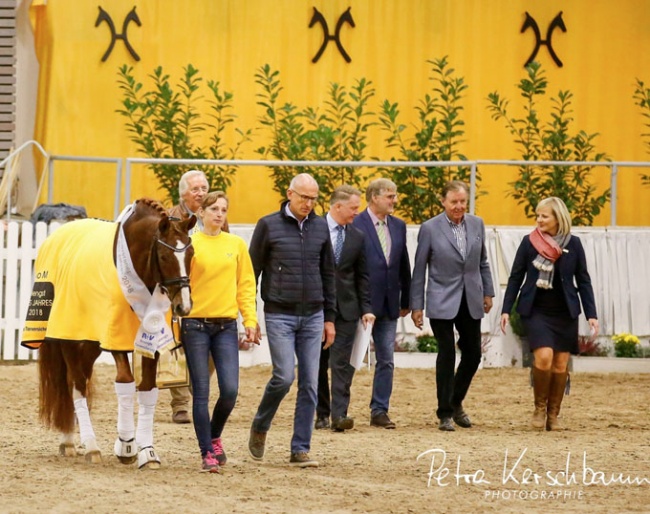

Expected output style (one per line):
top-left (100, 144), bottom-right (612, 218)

top-left (174, 300), bottom-right (192, 317)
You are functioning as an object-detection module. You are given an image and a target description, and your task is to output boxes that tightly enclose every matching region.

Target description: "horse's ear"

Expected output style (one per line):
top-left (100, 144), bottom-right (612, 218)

top-left (185, 215), bottom-right (197, 232)
top-left (158, 215), bottom-right (170, 233)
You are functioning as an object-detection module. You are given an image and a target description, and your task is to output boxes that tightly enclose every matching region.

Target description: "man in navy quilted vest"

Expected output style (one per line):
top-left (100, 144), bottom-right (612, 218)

top-left (247, 173), bottom-right (337, 468)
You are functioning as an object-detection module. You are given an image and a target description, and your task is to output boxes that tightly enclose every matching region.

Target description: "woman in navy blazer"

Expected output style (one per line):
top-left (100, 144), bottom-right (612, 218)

top-left (500, 197), bottom-right (599, 432)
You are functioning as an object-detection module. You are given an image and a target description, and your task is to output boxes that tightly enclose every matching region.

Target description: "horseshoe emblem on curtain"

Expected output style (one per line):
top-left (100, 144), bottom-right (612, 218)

top-left (309, 7), bottom-right (355, 63)
top-left (95, 6), bottom-right (142, 62)
top-left (521, 11), bottom-right (567, 68)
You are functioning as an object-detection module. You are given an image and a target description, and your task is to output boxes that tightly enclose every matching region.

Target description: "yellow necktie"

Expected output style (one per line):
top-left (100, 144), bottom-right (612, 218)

top-left (376, 221), bottom-right (388, 258)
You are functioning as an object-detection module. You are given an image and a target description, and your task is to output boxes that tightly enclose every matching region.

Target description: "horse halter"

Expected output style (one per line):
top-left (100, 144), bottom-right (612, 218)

top-left (151, 236), bottom-right (192, 299)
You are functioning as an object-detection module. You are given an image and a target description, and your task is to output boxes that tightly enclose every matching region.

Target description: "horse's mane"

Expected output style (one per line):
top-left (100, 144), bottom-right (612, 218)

top-left (133, 198), bottom-right (169, 220)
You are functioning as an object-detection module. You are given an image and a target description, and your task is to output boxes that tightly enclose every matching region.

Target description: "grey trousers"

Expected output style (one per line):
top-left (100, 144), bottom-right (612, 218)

top-left (317, 319), bottom-right (358, 420)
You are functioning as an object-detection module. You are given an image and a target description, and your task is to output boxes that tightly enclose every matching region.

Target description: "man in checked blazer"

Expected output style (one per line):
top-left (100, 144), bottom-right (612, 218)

top-left (316, 185), bottom-right (376, 432)
top-left (410, 180), bottom-right (494, 432)
top-left (353, 178), bottom-right (411, 429)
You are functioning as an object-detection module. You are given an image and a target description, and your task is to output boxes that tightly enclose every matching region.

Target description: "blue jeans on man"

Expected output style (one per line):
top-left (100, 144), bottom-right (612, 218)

top-left (252, 311), bottom-right (324, 453)
top-left (182, 319), bottom-right (239, 457)
top-left (370, 317), bottom-right (398, 417)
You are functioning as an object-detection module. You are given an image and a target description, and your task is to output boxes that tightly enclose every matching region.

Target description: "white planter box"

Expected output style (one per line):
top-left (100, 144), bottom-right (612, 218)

top-left (393, 352), bottom-right (438, 368)
top-left (238, 337), bottom-right (272, 367)
top-left (570, 356), bottom-right (650, 373)
top-left (393, 352), bottom-right (465, 369)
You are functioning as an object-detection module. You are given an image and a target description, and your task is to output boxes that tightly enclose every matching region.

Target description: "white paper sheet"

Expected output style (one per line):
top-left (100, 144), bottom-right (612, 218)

top-left (350, 320), bottom-right (373, 370)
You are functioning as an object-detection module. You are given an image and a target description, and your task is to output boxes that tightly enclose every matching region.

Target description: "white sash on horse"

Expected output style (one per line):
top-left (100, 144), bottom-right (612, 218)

top-left (116, 205), bottom-right (174, 358)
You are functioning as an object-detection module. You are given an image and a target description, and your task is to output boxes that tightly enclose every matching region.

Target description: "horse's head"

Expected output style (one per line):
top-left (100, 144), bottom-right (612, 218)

top-left (550, 11), bottom-right (566, 33)
top-left (151, 214), bottom-right (196, 316)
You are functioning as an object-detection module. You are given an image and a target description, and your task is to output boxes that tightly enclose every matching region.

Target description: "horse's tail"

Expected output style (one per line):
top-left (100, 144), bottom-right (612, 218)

top-left (38, 341), bottom-right (75, 433)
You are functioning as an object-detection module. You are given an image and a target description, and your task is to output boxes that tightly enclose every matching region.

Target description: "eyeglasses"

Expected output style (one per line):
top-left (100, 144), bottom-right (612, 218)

top-left (290, 189), bottom-right (319, 203)
top-left (189, 186), bottom-right (209, 194)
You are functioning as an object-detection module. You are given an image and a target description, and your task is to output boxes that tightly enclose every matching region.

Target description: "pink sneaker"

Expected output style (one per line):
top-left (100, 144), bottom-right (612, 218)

top-left (212, 437), bottom-right (227, 466)
top-left (200, 451), bottom-right (220, 473)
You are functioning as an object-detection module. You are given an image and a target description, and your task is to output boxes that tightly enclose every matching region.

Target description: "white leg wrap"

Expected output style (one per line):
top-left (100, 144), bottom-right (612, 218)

top-left (115, 381), bottom-right (136, 441)
top-left (60, 433), bottom-right (75, 446)
top-left (136, 388), bottom-right (159, 450)
top-left (59, 432), bottom-right (78, 457)
top-left (73, 390), bottom-right (97, 448)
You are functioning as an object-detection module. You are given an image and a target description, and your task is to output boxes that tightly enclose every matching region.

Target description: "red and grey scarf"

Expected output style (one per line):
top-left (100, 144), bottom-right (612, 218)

top-left (529, 227), bottom-right (571, 289)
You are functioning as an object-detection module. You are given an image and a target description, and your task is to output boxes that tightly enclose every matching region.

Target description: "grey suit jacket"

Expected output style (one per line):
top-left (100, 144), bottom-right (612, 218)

top-left (410, 213), bottom-right (494, 320)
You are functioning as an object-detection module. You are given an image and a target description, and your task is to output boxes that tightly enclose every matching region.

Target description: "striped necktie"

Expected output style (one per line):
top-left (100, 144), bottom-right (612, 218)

top-left (376, 220), bottom-right (388, 258)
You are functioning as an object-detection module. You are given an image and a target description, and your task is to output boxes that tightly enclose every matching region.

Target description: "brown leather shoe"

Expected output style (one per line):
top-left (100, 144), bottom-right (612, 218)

top-left (248, 427), bottom-right (266, 461)
top-left (331, 416), bottom-right (354, 432)
top-left (289, 452), bottom-right (319, 468)
top-left (172, 410), bottom-right (191, 424)
top-left (370, 412), bottom-right (396, 429)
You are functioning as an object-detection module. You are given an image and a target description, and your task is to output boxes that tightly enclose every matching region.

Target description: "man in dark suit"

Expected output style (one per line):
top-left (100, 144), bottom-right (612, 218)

top-left (410, 180), bottom-right (495, 432)
top-left (316, 185), bottom-right (375, 431)
top-left (353, 178), bottom-right (411, 429)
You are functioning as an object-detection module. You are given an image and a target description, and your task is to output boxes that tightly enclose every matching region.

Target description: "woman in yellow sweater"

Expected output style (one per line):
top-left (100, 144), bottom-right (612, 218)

top-left (182, 191), bottom-right (260, 473)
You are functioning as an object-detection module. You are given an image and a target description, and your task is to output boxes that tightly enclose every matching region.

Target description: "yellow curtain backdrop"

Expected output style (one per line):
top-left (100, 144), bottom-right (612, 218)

top-left (29, 0), bottom-right (650, 224)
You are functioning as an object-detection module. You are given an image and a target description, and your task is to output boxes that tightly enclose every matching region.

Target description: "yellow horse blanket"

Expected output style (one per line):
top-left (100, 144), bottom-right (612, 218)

top-left (22, 218), bottom-right (140, 351)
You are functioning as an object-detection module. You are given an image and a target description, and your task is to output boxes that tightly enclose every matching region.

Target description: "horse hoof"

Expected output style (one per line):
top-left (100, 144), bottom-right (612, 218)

top-left (59, 443), bottom-right (78, 457)
top-left (137, 446), bottom-right (161, 470)
top-left (114, 437), bottom-right (137, 464)
top-left (85, 451), bottom-right (102, 464)
top-left (140, 460), bottom-right (161, 470)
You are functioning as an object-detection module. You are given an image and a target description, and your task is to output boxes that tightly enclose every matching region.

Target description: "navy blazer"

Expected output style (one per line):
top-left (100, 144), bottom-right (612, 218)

top-left (501, 234), bottom-right (597, 320)
top-left (353, 209), bottom-right (411, 319)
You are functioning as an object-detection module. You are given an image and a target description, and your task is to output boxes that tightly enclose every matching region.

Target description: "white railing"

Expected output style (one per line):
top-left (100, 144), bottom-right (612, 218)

top-left (0, 220), bottom-right (61, 360)
top-left (1, 143), bottom-right (649, 225)
top-left (2, 221), bottom-right (649, 363)
top-left (125, 157), bottom-right (650, 226)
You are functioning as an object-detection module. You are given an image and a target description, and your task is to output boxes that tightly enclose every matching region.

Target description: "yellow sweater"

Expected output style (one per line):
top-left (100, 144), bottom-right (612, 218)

top-left (188, 231), bottom-right (257, 327)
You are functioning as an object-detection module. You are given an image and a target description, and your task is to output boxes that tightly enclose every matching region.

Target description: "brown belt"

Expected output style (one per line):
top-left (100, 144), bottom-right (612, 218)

top-left (194, 318), bottom-right (236, 324)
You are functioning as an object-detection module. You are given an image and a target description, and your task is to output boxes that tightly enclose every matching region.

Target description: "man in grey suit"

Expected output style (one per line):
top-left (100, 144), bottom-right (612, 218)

top-left (410, 180), bottom-right (494, 431)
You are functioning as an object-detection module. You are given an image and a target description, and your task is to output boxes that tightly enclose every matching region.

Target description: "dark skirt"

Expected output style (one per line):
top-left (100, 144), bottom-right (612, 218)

top-left (521, 310), bottom-right (579, 355)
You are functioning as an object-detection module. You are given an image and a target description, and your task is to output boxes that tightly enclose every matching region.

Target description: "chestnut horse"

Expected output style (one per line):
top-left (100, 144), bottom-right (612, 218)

top-left (21, 199), bottom-right (195, 469)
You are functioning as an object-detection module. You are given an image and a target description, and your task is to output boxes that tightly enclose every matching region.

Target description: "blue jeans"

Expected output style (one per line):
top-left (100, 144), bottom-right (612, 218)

top-left (182, 318), bottom-right (239, 457)
top-left (370, 318), bottom-right (398, 416)
top-left (252, 311), bottom-right (323, 453)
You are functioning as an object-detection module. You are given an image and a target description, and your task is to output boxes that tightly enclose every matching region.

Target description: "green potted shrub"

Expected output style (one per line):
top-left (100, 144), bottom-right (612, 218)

top-left (577, 336), bottom-right (608, 357)
top-left (415, 333), bottom-right (438, 353)
top-left (612, 333), bottom-right (641, 358)
top-left (392, 333), bottom-right (438, 368)
top-left (487, 61), bottom-right (610, 226)
top-left (377, 56), bottom-right (478, 224)
top-left (116, 64), bottom-right (251, 204)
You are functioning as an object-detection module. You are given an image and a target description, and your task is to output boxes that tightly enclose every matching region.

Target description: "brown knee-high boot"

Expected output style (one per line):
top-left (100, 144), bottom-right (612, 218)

top-left (531, 367), bottom-right (552, 429)
top-left (546, 371), bottom-right (568, 431)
